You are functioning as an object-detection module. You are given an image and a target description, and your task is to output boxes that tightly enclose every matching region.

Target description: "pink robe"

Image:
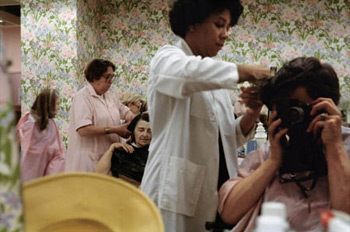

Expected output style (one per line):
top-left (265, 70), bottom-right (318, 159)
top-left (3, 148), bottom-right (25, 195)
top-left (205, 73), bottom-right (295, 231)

top-left (218, 127), bottom-right (350, 232)
top-left (17, 112), bottom-right (65, 182)
top-left (65, 83), bottom-right (131, 172)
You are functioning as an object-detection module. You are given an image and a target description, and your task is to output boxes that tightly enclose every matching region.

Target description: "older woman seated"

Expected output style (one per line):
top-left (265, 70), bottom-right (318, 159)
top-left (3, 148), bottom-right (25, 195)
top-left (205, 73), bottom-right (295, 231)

top-left (218, 57), bottom-right (350, 232)
top-left (95, 113), bottom-right (151, 187)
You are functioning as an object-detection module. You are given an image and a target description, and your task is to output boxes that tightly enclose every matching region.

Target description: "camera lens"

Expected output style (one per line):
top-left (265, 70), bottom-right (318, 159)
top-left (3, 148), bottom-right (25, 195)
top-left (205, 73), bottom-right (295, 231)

top-left (287, 106), bottom-right (305, 125)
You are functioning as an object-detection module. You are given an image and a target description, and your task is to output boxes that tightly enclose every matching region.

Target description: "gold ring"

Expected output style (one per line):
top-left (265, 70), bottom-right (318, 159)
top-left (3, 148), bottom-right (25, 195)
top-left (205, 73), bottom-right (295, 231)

top-left (319, 113), bottom-right (328, 121)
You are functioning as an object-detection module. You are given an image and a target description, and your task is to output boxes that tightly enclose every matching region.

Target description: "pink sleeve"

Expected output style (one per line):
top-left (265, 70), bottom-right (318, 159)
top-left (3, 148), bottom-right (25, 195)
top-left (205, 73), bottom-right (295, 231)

top-left (218, 142), bottom-right (270, 231)
top-left (71, 92), bottom-right (93, 130)
top-left (16, 112), bottom-right (31, 147)
top-left (20, 119), bottom-right (65, 182)
top-left (45, 120), bottom-right (66, 175)
top-left (45, 155), bottom-right (65, 175)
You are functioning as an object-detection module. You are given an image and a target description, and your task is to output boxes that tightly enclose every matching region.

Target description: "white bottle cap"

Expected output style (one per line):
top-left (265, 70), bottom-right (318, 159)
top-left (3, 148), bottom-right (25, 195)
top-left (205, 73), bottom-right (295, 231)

top-left (254, 122), bottom-right (267, 139)
top-left (255, 215), bottom-right (286, 232)
top-left (329, 218), bottom-right (350, 232)
top-left (262, 202), bottom-right (287, 220)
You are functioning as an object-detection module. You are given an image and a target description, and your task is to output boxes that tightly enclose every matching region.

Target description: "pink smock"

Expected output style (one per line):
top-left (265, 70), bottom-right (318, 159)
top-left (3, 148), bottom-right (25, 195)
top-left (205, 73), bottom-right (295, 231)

top-left (16, 112), bottom-right (65, 182)
top-left (218, 127), bottom-right (350, 232)
top-left (65, 83), bottom-right (131, 172)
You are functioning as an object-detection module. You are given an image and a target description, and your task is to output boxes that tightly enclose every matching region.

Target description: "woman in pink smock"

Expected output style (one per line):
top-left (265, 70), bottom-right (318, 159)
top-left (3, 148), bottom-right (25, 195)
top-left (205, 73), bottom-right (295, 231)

top-left (66, 59), bottom-right (134, 172)
top-left (17, 88), bottom-right (65, 182)
top-left (218, 57), bottom-right (350, 232)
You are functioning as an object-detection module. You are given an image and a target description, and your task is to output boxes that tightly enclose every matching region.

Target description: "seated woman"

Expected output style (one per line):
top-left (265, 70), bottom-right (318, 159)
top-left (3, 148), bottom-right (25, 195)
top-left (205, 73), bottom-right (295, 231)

top-left (17, 88), bottom-right (65, 182)
top-left (95, 113), bottom-right (151, 187)
top-left (218, 57), bottom-right (350, 232)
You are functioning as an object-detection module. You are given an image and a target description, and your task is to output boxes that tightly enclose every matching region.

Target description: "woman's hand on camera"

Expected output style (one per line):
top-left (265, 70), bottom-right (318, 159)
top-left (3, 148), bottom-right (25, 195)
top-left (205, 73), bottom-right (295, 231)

top-left (267, 111), bottom-right (288, 167)
top-left (307, 97), bottom-right (342, 146)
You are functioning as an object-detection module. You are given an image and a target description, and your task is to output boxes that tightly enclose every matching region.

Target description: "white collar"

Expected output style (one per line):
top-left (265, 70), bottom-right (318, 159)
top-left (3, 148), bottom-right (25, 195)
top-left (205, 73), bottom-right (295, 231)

top-left (175, 37), bottom-right (194, 56)
top-left (131, 142), bottom-right (139, 148)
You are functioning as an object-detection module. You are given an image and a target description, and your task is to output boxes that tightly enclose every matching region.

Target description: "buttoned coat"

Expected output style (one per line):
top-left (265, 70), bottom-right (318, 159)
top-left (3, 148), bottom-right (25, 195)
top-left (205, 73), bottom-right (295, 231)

top-left (141, 39), bottom-right (255, 231)
top-left (66, 83), bottom-right (131, 172)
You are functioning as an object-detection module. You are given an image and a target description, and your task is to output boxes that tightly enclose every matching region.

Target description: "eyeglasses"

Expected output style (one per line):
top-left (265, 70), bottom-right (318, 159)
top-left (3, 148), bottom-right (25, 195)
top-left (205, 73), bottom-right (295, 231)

top-left (102, 74), bottom-right (115, 81)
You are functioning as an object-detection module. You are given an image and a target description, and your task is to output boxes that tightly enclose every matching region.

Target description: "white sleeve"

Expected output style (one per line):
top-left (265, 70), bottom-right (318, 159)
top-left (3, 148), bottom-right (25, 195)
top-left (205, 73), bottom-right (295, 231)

top-left (150, 46), bottom-right (239, 98)
top-left (235, 116), bottom-right (256, 148)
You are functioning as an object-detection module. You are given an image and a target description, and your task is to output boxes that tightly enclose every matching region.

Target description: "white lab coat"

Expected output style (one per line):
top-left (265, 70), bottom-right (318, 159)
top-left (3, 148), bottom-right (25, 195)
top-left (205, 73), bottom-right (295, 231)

top-left (141, 38), bottom-right (255, 231)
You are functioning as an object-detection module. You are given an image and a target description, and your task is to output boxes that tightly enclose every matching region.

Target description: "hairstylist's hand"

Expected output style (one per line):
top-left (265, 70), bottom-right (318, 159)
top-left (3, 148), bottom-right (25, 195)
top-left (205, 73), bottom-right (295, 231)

top-left (113, 122), bottom-right (132, 138)
top-left (239, 85), bottom-right (263, 114)
top-left (237, 64), bottom-right (271, 83)
top-left (307, 97), bottom-right (343, 146)
top-left (267, 111), bottom-right (288, 167)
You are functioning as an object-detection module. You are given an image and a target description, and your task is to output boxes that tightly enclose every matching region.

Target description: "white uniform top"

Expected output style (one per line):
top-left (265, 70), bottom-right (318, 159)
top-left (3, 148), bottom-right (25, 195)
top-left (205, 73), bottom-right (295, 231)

top-left (141, 38), bottom-right (255, 232)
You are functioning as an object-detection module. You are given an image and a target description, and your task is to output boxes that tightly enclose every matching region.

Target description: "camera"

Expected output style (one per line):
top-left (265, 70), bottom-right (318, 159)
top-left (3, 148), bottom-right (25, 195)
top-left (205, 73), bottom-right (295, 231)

top-left (276, 99), bottom-right (314, 129)
top-left (275, 99), bottom-right (328, 176)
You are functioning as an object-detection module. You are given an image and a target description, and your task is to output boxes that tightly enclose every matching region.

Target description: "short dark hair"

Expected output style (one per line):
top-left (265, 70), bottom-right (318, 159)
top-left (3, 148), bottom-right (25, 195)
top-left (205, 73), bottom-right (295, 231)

top-left (140, 100), bottom-right (148, 113)
top-left (31, 88), bottom-right (59, 131)
top-left (84, 59), bottom-right (116, 82)
top-left (169, 0), bottom-right (243, 38)
top-left (127, 113), bottom-right (150, 143)
top-left (260, 57), bottom-right (340, 109)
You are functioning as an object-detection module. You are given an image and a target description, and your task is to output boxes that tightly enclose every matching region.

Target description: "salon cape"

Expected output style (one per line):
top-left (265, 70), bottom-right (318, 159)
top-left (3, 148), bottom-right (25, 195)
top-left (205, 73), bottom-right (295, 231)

top-left (141, 38), bottom-right (255, 231)
top-left (16, 112), bottom-right (65, 182)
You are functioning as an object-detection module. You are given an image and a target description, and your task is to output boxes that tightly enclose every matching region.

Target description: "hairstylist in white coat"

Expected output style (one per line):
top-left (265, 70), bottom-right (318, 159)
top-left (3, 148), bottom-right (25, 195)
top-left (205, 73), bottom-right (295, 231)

top-left (141, 0), bottom-right (271, 231)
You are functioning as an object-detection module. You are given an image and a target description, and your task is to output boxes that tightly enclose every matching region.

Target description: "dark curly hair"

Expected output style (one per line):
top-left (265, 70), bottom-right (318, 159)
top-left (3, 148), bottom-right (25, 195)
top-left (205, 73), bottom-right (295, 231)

top-left (84, 59), bottom-right (116, 82)
top-left (127, 112), bottom-right (150, 143)
top-left (169, 0), bottom-right (243, 38)
top-left (260, 57), bottom-right (340, 109)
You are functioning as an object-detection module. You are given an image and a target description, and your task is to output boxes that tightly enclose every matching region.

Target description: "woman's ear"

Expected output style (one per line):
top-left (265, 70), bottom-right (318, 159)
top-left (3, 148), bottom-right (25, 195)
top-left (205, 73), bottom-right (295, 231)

top-left (188, 25), bottom-right (195, 32)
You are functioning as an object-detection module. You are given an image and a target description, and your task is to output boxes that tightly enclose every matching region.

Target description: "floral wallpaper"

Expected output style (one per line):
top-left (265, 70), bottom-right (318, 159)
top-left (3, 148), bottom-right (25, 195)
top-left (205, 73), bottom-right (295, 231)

top-left (21, 0), bottom-right (79, 145)
top-left (21, 0), bottom-right (350, 145)
top-left (97, 0), bottom-right (175, 96)
top-left (220, 0), bottom-right (350, 106)
top-left (0, 62), bottom-right (22, 231)
top-left (76, 0), bottom-right (99, 87)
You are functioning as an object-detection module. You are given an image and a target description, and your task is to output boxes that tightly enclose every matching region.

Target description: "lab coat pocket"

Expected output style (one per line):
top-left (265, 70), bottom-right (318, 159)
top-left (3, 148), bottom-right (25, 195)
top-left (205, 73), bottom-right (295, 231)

top-left (159, 157), bottom-right (206, 217)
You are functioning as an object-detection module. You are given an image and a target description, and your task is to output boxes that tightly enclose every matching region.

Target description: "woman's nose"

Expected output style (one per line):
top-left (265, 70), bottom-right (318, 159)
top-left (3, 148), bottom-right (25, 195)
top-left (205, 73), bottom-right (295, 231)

top-left (222, 29), bottom-right (229, 40)
top-left (142, 131), bottom-right (150, 138)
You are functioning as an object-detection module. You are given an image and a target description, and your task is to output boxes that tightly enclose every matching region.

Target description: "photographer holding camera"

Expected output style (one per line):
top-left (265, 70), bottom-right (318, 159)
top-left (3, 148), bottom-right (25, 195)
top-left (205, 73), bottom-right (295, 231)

top-left (218, 57), bottom-right (350, 232)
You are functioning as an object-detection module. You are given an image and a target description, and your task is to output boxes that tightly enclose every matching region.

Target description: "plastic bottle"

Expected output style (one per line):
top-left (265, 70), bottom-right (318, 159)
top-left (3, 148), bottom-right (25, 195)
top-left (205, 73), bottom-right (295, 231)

top-left (328, 218), bottom-right (350, 232)
top-left (261, 202), bottom-right (287, 219)
top-left (255, 202), bottom-right (289, 232)
top-left (255, 215), bottom-right (287, 232)
top-left (321, 210), bottom-right (350, 232)
top-left (254, 122), bottom-right (267, 149)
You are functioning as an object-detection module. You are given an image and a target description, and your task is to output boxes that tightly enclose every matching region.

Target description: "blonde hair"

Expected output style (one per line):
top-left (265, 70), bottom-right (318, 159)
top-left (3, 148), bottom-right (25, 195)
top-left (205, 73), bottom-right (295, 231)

top-left (31, 89), bottom-right (58, 131)
top-left (120, 92), bottom-right (142, 106)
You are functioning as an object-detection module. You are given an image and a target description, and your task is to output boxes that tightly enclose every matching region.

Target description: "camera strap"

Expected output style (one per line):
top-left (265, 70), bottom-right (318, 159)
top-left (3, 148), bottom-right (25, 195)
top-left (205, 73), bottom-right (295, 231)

top-left (279, 171), bottom-right (320, 213)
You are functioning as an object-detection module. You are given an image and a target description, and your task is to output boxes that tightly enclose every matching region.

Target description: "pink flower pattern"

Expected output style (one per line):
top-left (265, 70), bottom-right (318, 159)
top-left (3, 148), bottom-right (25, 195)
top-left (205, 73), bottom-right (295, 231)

top-left (20, 0), bottom-right (350, 148)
